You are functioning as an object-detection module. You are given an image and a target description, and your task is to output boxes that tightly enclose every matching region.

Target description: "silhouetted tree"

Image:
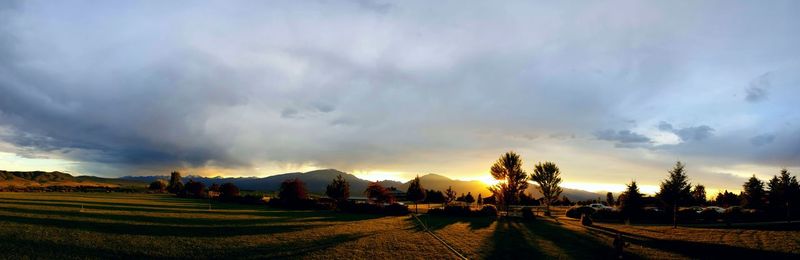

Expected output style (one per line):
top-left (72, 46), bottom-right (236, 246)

top-left (148, 180), bottom-right (167, 192)
top-left (326, 174), bottom-right (350, 202)
top-left (365, 182), bottom-right (394, 204)
top-left (619, 181), bottom-right (644, 222)
top-left (560, 196), bottom-right (573, 206)
top-left (219, 183), bottom-right (240, 200)
top-left (209, 183), bottom-right (221, 192)
top-left (488, 152), bottom-right (529, 210)
top-left (406, 175), bottom-right (426, 213)
top-left (657, 161), bottom-right (692, 228)
top-left (531, 161), bottom-right (563, 215)
top-left (167, 171), bottom-right (183, 194)
top-left (714, 190), bottom-right (741, 207)
top-left (477, 193), bottom-right (483, 206)
top-left (691, 184), bottom-right (707, 206)
top-left (445, 186), bottom-right (457, 205)
top-left (606, 192), bottom-right (615, 206)
top-left (424, 189), bottom-right (445, 204)
top-left (184, 180), bottom-right (206, 198)
top-left (742, 175), bottom-right (765, 210)
top-left (767, 169), bottom-right (800, 221)
top-left (464, 192), bottom-right (475, 206)
top-left (279, 178), bottom-right (308, 204)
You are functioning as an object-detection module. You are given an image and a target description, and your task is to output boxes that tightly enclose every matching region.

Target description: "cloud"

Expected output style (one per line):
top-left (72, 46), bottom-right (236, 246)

top-left (745, 72), bottom-right (771, 103)
top-left (594, 130), bottom-right (652, 147)
top-left (657, 122), bottom-right (714, 142)
top-left (0, 1), bottom-right (798, 181)
top-left (750, 134), bottom-right (775, 146)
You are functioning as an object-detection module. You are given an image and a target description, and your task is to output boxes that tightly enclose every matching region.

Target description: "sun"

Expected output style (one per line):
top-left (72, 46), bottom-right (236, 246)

top-left (479, 176), bottom-right (501, 187)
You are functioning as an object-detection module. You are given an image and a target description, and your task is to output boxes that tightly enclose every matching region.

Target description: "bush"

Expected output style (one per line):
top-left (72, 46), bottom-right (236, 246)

top-left (700, 208), bottom-right (720, 223)
top-left (522, 207), bottom-right (535, 221)
top-left (677, 208), bottom-right (700, 222)
top-left (444, 205), bottom-right (472, 217)
top-left (479, 205), bottom-right (498, 217)
top-left (338, 201), bottom-right (409, 215)
top-left (592, 208), bottom-right (621, 222)
top-left (581, 214), bottom-right (593, 226)
top-left (566, 206), bottom-right (595, 219)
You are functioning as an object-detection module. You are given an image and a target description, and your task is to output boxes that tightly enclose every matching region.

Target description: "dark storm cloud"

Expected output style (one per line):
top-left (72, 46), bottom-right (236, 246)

top-left (0, 1), bottom-right (799, 178)
top-left (594, 130), bottom-right (652, 147)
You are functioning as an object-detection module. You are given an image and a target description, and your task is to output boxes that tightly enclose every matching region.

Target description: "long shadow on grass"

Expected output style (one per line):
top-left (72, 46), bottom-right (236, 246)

top-left (0, 197), bottom-right (206, 211)
top-left (0, 206), bottom-right (278, 226)
top-left (224, 233), bottom-right (371, 258)
top-left (416, 215), bottom-right (495, 232)
top-left (0, 234), bottom-right (151, 259)
top-left (0, 214), bottom-right (325, 237)
top-left (589, 224), bottom-right (799, 259)
top-left (0, 199), bottom-right (228, 215)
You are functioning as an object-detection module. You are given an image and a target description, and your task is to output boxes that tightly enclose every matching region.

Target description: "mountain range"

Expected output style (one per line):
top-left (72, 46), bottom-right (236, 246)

top-left (1, 169), bottom-right (603, 201)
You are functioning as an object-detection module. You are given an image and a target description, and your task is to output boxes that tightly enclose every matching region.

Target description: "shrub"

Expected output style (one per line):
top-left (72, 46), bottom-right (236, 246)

top-left (581, 214), bottom-right (593, 226)
top-left (566, 206), bottom-right (595, 219)
top-left (700, 208), bottom-right (720, 223)
top-left (521, 207), bottom-right (535, 221)
top-left (443, 205), bottom-right (472, 217)
top-left (677, 208), bottom-right (700, 222)
top-left (479, 205), bottom-right (499, 217)
top-left (592, 208), bottom-right (621, 222)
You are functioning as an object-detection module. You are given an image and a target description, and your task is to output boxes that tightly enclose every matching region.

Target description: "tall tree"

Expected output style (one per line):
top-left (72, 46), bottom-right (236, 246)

top-left (488, 151), bottom-right (529, 210)
top-left (531, 161), bottom-right (563, 215)
top-left (406, 175), bottom-right (426, 213)
top-left (219, 183), bottom-right (240, 200)
top-left (742, 175), bottom-right (765, 210)
top-left (445, 186), bottom-right (456, 205)
top-left (148, 180), bottom-right (167, 192)
top-left (477, 193), bottom-right (483, 206)
top-left (619, 181), bottom-right (644, 222)
top-left (184, 180), bottom-right (206, 198)
top-left (606, 192), bottom-right (615, 206)
top-left (365, 182), bottom-right (394, 204)
top-left (657, 161), bottom-right (692, 228)
top-left (279, 178), bottom-right (308, 204)
top-left (767, 169), bottom-right (800, 221)
top-left (167, 171), bottom-right (183, 194)
top-left (326, 174), bottom-right (350, 202)
top-left (691, 184), bottom-right (707, 206)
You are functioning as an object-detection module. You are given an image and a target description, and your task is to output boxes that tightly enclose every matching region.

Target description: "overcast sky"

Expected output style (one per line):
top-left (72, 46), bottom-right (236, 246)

top-left (1, 0), bottom-right (798, 194)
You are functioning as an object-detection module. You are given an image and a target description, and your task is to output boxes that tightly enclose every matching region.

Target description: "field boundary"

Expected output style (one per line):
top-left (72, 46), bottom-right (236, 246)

top-left (412, 214), bottom-right (469, 260)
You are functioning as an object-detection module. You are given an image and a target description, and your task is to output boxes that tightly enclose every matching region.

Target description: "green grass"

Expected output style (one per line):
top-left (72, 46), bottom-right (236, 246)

top-left (0, 192), bottom-right (453, 259)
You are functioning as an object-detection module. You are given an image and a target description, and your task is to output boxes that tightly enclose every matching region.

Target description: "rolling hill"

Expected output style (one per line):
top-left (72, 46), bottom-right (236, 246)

top-left (0, 170), bottom-right (147, 188)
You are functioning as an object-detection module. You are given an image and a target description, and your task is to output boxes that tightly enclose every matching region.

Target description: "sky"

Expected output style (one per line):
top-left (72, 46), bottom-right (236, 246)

top-left (1, 0), bottom-right (799, 195)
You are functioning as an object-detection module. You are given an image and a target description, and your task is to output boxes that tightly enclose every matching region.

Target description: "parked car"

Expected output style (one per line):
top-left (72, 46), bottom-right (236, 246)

top-left (687, 206), bottom-right (704, 213)
top-left (705, 206), bottom-right (725, 213)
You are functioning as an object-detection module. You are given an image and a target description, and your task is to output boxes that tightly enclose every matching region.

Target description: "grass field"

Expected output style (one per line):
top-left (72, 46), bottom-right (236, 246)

top-left (0, 192), bottom-right (455, 259)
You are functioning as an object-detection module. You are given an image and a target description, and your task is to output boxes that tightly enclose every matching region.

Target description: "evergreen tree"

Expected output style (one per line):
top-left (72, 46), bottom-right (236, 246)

top-left (406, 175), bottom-right (426, 213)
top-left (531, 161), bottom-right (563, 215)
top-left (326, 174), bottom-right (351, 202)
top-left (767, 169), bottom-right (800, 221)
top-left (742, 175), bottom-right (765, 209)
top-left (656, 161), bottom-right (692, 228)
top-left (477, 193), bottom-right (483, 205)
top-left (619, 181), bottom-right (644, 222)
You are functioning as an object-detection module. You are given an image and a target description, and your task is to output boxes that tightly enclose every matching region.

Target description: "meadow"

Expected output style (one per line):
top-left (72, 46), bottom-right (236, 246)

top-left (0, 192), bottom-right (454, 259)
top-left (2, 192), bottom-right (799, 259)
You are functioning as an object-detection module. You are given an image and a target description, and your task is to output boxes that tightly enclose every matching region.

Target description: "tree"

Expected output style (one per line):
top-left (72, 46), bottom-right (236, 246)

top-left (714, 190), bottom-right (741, 207)
top-left (742, 175), bottom-right (765, 210)
top-left (477, 193), bottom-right (483, 206)
top-left (606, 192), bottom-right (615, 206)
top-left (148, 180), bottom-right (167, 192)
top-left (691, 184), bottom-right (707, 206)
top-left (279, 178), bottom-right (308, 204)
top-left (531, 161), bottom-right (563, 215)
top-left (619, 181), bottom-right (644, 222)
top-left (464, 192), bottom-right (475, 206)
top-left (656, 161), bottom-right (692, 228)
top-left (445, 186), bottom-right (456, 205)
top-left (209, 183), bottom-right (221, 192)
top-left (424, 189), bottom-right (445, 204)
top-left (488, 152), bottom-right (529, 211)
top-left (365, 182), bottom-right (394, 204)
top-left (406, 175), bottom-right (426, 213)
top-left (184, 180), bottom-right (206, 198)
top-left (767, 169), bottom-right (800, 221)
top-left (167, 171), bottom-right (183, 194)
top-left (326, 174), bottom-right (350, 202)
top-left (219, 183), bottom-right (240, 200)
